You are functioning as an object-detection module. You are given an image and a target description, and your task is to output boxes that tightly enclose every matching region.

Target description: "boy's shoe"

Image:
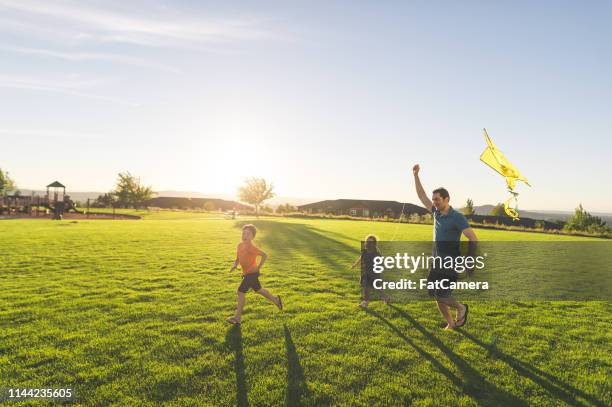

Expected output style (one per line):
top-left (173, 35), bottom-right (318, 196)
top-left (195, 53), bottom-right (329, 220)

top-left (359, 301), bottom-right (369, 308)
top-left (226, 316), bottom-right (241, 325)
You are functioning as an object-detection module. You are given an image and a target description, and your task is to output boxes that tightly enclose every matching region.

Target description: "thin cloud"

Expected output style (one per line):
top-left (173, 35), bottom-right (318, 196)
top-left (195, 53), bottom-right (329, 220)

top-left (0, 0), bottom-right (270, 49)
top-left (0, 128), bottom-right (104, 140)
top-left (0, 74), bottom-right (139, 107)
top-left (0, 45), bottom-right (182, 73)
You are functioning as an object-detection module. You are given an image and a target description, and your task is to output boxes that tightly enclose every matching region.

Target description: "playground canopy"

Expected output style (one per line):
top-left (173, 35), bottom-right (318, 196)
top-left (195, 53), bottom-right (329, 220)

top-left (46, 181), bottom-right (66, 188)
top-left (46, 181), bottom-right (66, 203)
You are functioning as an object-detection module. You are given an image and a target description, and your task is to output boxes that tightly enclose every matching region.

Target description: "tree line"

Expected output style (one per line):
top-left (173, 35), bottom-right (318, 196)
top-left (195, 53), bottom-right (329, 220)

top-left (1, 165), bottom-right (609, 233)
top-left (461, 197), bottom-right (609, 234)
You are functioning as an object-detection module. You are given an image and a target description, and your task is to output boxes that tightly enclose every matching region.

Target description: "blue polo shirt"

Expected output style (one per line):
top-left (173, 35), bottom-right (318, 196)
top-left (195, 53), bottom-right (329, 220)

top-left (432, 206), bottom-right (470, 258)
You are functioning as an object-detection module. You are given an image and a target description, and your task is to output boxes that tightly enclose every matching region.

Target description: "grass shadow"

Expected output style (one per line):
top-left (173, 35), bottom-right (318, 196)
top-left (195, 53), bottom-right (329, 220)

top-left (363, 308), bottom-right (476, 402)
top-left (233, 220), bottom-right (359, 286)
top-left (225, 324), bottom-right (249, 407)
top-left (384, 305), bottom-right (529, 406)
top-left (458, 329), bottom-right (606, 407)
top-left (284, 324), bottom-right (309, 406)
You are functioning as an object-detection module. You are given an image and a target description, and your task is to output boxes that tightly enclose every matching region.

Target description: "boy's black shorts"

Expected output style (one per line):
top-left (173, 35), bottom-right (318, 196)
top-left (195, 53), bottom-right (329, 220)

top-left (238, 273), bottom-right (262, 293)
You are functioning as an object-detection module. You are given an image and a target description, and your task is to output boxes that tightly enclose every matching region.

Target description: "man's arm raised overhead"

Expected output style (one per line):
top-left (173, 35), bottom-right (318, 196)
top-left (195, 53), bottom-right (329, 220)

top-left (413, 164), bottom-right (433, 210)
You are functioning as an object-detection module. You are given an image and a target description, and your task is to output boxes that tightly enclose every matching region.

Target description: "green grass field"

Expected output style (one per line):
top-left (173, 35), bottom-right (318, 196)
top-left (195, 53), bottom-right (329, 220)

top-left (1, 213), bottom-right (610, 406)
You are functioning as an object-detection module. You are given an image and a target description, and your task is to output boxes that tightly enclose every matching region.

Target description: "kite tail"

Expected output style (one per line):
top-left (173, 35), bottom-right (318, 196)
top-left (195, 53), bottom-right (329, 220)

top-left (504, 193), bottom-right (520, 221)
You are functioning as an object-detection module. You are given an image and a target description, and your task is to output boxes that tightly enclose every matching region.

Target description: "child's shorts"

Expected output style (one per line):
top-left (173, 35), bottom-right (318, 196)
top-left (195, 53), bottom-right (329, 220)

top-left (238, 273), bottom-right (262, 293)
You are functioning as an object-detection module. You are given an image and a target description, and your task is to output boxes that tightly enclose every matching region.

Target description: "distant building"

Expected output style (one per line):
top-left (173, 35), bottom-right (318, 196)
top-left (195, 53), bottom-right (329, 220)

top-left (297, 199), bottom-right (428, 218)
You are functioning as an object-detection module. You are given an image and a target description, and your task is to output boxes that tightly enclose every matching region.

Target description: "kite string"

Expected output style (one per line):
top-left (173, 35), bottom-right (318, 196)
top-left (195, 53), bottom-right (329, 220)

top-left (390, 200), bottom-right (407, 241)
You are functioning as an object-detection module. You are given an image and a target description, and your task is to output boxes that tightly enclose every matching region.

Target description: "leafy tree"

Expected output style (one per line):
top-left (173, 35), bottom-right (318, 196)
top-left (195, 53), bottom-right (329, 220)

top-left (113, 172), bottom-right (154, 208)
top-left (564, 204), bottom-right (609, 234)
top-left (93, 192), bottom-right (117, 208)
top-left (114, 172), bottom-right (135, 207)
top-left (489, 203), bottom-right (507, 217)
top-left (408, 213), bottom-right (421, 223)
top-left (0, 168), bottom-right (16, 195)
top-left (276, 203), bottom-right (296, 214)
top-left (203, 201), bottom-right (216, 211)
top-left (133, 184), bottom-right (154, 209)
top-left (238, 177), bottom-right (275, 216)
top-left (463, 198), bottom-right (475, 215)
top-left (260, 205), bottom-right (274, 214)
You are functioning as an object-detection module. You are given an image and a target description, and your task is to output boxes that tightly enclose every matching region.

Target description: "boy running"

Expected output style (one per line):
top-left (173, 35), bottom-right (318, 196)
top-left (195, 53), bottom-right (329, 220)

top-left (226, 224), bottom-right (282, 325)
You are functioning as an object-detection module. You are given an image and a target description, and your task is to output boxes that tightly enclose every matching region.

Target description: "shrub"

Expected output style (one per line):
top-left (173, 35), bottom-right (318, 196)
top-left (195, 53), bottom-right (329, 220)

top-left (408, 213), bottom-right (421, 223)
top-left (564, 204), bottom-right (610, 235)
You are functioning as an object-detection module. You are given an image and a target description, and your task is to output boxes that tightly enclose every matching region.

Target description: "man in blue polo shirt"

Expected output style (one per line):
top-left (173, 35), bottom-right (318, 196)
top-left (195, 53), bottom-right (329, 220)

top-left (413, 164), bottom-right (478, 330)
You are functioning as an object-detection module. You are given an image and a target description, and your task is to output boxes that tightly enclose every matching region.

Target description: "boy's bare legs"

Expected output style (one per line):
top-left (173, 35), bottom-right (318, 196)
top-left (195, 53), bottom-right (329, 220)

top-left (436, 297), bottom-right (466, 329)
top-left (256, 288), bottom-right (280, 307)
top-left (436, 301), bottom-right (454, 328)
top-left (234, 291), bottom-right (246, 321)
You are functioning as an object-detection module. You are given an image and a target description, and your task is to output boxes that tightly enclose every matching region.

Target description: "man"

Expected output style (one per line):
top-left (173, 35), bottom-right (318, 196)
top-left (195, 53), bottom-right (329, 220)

top-left (413, 164), bottom-right (478, 329)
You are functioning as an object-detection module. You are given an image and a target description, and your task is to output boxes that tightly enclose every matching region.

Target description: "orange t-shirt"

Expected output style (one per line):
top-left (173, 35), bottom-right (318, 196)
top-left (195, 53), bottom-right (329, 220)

top-left (237, 242), bottom-right (264, 275)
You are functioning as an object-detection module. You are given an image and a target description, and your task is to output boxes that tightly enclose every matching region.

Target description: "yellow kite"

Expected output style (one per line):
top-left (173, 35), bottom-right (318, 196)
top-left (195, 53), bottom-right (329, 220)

top-left (480, 129), bottom-right (530, 190)
top-left (480, 129), bottom-right (530, 220)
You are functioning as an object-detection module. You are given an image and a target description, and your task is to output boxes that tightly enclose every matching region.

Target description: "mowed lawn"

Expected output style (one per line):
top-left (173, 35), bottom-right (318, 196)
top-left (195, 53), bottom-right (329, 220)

top-left (1, 213), bottom-right (610, 406)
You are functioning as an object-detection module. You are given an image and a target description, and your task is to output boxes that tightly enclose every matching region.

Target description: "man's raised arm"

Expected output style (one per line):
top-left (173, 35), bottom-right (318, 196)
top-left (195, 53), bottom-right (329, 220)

top-left (413, 164), bottom-right (433, 210)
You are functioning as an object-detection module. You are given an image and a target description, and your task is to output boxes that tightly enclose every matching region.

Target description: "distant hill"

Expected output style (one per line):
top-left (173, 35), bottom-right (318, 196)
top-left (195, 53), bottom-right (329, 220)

top-left (155, 191), bottom-right (320, 208)
top-left (155, 191), bottom-right (213, 198)
top-left (468, 205), bottom-right (612, 225)
top-left (13, 189), bottom-right (320, 209)
top-left (144, 197), bottom-right (251, 211)
top-left (298, 198), bottom-right (429, 217)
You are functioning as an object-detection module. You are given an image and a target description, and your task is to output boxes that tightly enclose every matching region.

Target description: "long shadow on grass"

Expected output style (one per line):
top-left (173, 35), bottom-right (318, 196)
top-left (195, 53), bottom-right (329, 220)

top-left (393, 303), bottom-right (605, 406)
top-left (284, 324), bottom-right (309, 406)
top-left (234, 221), bottom-right (358, 285)
top-left (225, 325), bottom-right (249, 407)
top-left (458, 330), bottom-right (606, 407)
top-left (374, 306), bottom-right (528, 406)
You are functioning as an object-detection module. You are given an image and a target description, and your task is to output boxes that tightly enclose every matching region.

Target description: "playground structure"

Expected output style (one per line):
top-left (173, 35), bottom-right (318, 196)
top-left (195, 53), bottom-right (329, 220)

top-left (0, 181), bottom-right (82, 220)
top-left (0, 181), bottom-right (140, 220)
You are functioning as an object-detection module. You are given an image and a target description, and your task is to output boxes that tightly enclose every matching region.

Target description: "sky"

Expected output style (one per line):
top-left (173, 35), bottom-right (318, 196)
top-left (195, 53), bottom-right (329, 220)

top-left (1, 0), bottom-right (611, 212)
